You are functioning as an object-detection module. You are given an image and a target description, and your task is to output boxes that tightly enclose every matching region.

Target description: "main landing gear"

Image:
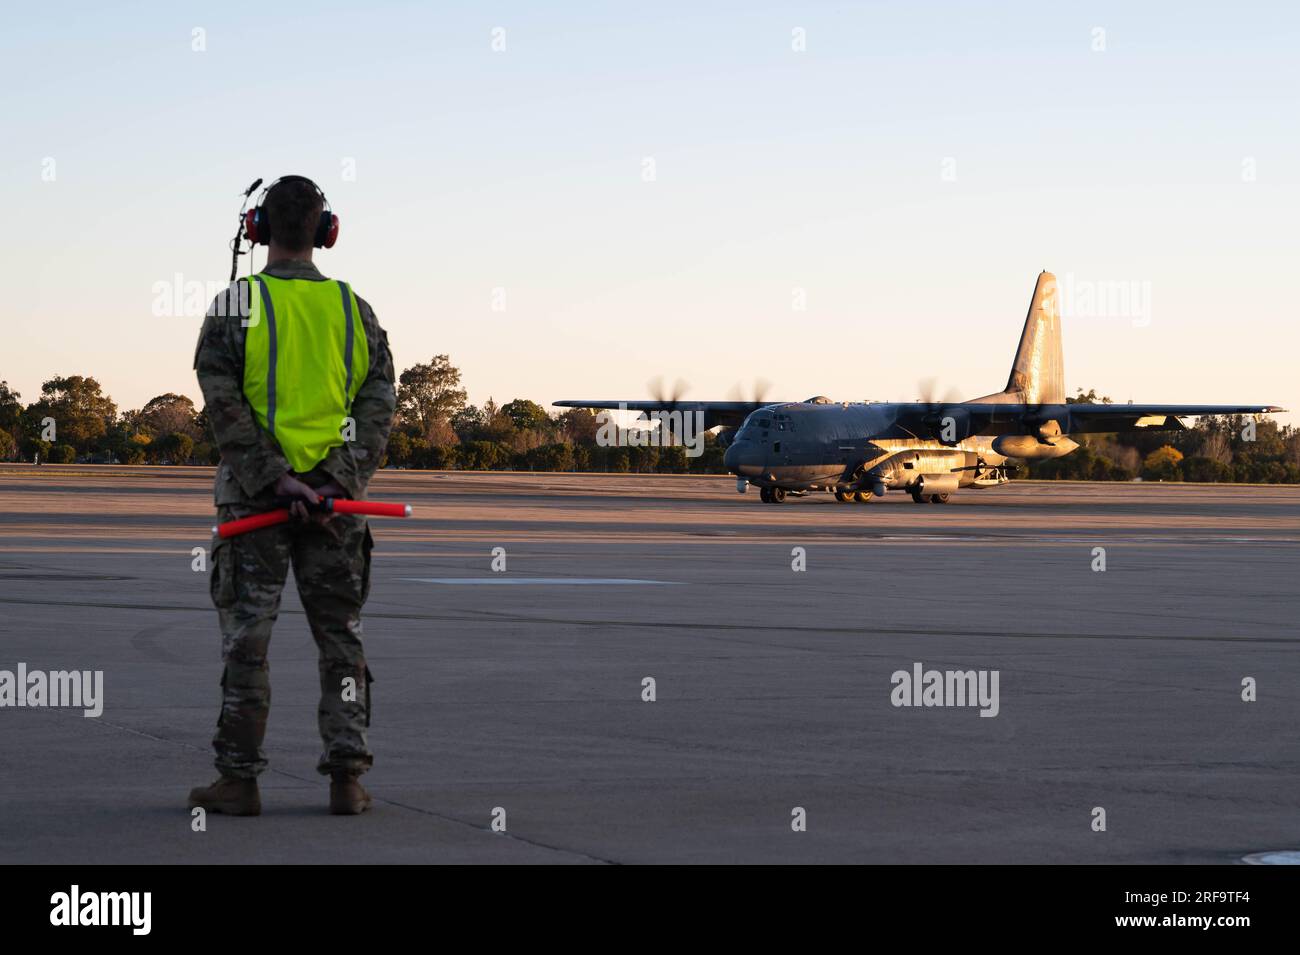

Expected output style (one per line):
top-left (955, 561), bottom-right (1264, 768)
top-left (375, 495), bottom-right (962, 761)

top-left (835, 488), bottom-right (875, 504)
top-left (910, 489), bottom-right (950, 504)
top-left (760, 487), bottom-right (787, 504)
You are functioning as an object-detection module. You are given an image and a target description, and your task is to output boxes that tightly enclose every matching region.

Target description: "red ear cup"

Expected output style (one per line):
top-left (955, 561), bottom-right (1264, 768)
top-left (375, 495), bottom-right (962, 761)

top-left (244, 208), bottom-right (268, 245)
top-left (321, 213), bottom-right (339, 249)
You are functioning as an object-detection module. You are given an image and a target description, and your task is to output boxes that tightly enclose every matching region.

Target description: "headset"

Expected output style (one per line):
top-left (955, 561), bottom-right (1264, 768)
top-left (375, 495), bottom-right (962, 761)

top-left (243, 175), bottom-right (339, 249)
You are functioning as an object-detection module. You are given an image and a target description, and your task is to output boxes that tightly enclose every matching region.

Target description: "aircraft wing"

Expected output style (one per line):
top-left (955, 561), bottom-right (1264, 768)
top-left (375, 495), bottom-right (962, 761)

top-left (552, 399), bottom-right (782, 430)
top-left (891, 402), bottom-right (1286, 438)
top-left (1048, 403), bottom-right (1285, 434)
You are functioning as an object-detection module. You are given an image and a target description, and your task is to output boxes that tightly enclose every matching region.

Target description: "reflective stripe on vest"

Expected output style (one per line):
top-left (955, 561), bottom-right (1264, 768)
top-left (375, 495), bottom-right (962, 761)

top-left (243, 274), bottom-right (370, 473)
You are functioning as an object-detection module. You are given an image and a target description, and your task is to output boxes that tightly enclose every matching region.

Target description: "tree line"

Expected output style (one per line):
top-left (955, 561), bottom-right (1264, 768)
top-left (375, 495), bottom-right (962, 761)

top-left (0, 358), bottom-right (724, 473)
top-left (1024, 389), bottom-right (1300, 484)
top-left (0, 371), bottom-right (1294, 482)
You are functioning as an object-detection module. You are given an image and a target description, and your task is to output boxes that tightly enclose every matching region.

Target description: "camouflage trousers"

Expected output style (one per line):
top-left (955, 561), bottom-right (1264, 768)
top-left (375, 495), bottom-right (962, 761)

top-left (209, 509), bottom-right (375, 779)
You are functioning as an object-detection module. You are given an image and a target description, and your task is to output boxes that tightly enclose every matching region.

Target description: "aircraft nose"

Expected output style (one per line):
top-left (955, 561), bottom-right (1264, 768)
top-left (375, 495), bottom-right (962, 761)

top-left (724, 441), bottom-right (764, 476)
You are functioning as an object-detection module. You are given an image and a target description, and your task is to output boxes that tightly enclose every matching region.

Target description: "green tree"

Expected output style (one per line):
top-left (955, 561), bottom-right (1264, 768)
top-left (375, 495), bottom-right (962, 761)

top-left (25, 376), bottom-right (117, 454)
top-left (450, 405), bottom-right (487, 443)
top-left (427, 443), bottom-right (458, 469)
top-left (385, 430), bottom-right (413, 467)
top-left (501, 399), bottom-right (550, 433)
top-left (523, 443), bottom-right (574, 471)
top-left (460, 440), bottom-right (511, 469)
top-left (477, 397), bottom-right (516, 443)
top-left (154, 431), bottom-right (194, 464)
top-left (626, 445), bottom-right (659, 472)
top-left (138, 393), bottom-right (199, 438)
top-left (192, 442), bottom-right (219, 465)
top-left (0, 381), bottom-right (23, 435)
top-left (1181, 456), bottom-right (1230, 482)
top-left (657, 446), bottom-right (688, 473)
top-left (693, 445), bottom-right (726, 473)
top-left (396, 355), bottom-right (467, 440)
top-left (124, 433), bottom-right (151, 465)
top-left (558, 407), bottom-right (598, 444)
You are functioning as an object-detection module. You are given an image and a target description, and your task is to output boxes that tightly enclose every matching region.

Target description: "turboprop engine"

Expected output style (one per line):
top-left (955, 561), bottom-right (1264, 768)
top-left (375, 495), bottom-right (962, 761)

top-left (991, 435), bottom-right (1079, 459)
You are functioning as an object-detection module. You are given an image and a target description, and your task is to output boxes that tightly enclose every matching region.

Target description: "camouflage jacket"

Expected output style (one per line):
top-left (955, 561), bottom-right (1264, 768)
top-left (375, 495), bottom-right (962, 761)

top-left (194, 259), bottom-right (396, 507)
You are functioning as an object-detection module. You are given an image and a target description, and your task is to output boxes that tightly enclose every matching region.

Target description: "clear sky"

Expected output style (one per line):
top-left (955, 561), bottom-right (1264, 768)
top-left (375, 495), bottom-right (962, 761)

top-left (2, 1), bottom-right (1296, 423)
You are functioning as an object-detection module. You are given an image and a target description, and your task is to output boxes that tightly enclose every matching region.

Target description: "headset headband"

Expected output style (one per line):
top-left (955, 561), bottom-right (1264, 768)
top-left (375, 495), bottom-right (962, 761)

top-left (244, 175), bottom-right (339, 249)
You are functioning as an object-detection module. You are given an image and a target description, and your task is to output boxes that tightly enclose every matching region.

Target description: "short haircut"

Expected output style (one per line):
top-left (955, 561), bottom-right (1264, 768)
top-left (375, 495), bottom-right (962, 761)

top-left (264, 177), bottom-right (324, 251)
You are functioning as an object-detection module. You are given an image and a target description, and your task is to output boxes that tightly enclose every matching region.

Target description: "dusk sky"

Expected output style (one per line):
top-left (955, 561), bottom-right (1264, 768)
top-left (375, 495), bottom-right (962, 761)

top-left (3, 1), bottom-right (1296, 422)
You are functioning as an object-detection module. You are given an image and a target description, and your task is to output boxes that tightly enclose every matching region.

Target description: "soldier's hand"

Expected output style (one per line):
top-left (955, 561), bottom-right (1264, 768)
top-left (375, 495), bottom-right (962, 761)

top-left (275, 472), bottom-right (320, 520)
top-left (308, 480), bottom-right (348, 524)
top-left (313, 480), bottom-right (348, 501)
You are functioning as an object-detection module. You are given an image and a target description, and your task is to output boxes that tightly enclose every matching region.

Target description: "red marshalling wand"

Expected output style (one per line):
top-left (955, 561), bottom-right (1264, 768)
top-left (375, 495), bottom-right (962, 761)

top-left (214, 498), bottom-right (412, 539)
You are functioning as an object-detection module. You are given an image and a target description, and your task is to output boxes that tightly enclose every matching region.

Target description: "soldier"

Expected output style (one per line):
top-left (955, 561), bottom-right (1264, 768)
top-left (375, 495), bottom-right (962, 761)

top-left (189, 175), bottom-right (395, 816)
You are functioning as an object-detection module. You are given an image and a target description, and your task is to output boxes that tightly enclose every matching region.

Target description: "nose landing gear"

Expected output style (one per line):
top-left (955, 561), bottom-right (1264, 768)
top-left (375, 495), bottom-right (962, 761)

top-left (759, 487), bottom-right (787, 504)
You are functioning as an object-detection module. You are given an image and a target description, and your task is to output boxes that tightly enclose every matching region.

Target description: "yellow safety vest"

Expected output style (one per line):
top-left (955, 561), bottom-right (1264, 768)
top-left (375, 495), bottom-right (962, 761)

top-left (242, 273), bottom-right (369, 473)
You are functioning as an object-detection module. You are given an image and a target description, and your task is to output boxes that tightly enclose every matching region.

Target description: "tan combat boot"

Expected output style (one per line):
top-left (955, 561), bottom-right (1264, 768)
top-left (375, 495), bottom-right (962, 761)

top-left (329, 774), bottom-right (373, 815)
top-left (188, 776), bottom-right (261, 816)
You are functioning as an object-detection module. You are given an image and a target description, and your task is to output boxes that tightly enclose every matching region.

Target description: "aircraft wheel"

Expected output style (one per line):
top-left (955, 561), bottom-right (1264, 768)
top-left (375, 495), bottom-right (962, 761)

top-left (770, 487), bottom-right (786, 504)
top-left (930, 493), bottom-right (950, 504)
top-left (854, 491), bottom-right (874, 503)
top-left (759, 487), bottom-right (772, 503)
top-left (910, 490), bottom-right (930, 504)
top-left (834, 489), bottom-right (854, 503)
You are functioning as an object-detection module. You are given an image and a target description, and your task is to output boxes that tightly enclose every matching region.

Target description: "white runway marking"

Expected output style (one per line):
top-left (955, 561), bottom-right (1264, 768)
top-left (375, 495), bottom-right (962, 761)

top-left (1242, 850), bottom-right (1300, 864)
top-left (399, 577), bottom-right (680, 586)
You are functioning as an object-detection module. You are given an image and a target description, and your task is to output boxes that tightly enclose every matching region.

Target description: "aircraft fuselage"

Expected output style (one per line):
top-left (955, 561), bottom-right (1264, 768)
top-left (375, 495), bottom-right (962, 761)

top-left (722, 401), bottom-right (1009, 499)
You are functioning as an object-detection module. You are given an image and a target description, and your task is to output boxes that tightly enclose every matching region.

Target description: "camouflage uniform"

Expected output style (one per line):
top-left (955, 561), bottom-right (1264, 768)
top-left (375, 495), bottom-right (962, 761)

top-left (194, 260), bottom-right (395, 779)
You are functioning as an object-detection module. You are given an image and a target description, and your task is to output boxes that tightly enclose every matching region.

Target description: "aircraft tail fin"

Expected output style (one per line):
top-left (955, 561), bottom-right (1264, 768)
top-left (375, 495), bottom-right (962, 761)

top-left (969, 271), bottom-right (1065, 405)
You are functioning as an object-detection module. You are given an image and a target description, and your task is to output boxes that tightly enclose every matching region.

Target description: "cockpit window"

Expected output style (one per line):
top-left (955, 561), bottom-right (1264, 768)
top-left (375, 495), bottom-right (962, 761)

top-left (758, 418), bottom-right (771, 428)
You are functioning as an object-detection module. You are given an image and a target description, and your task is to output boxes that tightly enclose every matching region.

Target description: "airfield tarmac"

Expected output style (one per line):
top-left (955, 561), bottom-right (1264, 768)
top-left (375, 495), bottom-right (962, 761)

top-left (0, 464), bottom-right (1297, 864)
